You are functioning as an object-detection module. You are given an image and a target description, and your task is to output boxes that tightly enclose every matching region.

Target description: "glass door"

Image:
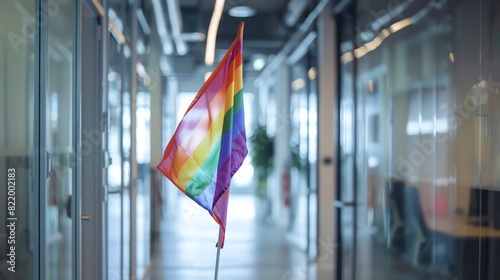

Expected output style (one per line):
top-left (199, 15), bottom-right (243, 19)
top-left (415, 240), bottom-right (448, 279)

top-left (45, 0), bottom-right (77, 279)
top-left (80, 1), bottom-right (106, 278)
top-left (0, 0), bottom-right (39, 279)
top-left (336, 0), bottom-right (500, 279)
top-left (107, 35), bottom-right (125, 279)
top-left (288, 36), bottom-right (319, 257)
top-left (306, 41), bottom-right (319, 262)
top-left (289, 60), bottom-right (310, 250)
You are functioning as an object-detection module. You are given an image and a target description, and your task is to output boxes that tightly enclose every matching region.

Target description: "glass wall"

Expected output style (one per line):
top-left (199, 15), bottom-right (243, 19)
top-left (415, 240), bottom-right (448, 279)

top-left (288, 35), bottom-right (319, 260)
top-left (46, 0), bottom-right (76, 278)
top-left (336, 0), bottom-right (500, 279)
top-left (107, 35), bottom-right (125, 279)
top-left (0, 0), bottom-right (37, 279)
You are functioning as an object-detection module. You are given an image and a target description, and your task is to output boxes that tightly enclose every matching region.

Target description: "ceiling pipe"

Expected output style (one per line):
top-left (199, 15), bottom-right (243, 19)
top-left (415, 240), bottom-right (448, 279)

top-left (152, 0), bottom-right (174, 55)
top-left (166, 0), bottom-right (189, 55)
top-left (284, 0), bottom-right (308, 27)
top-left (136, 8), bottom-right (151, 35)
top-left (255, 0), bottom-right (329, 86)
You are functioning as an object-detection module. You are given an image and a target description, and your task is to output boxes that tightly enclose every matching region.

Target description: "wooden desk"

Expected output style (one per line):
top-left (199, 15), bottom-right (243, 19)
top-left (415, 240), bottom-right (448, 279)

top-left (425, 214), bottom-right (500, 280)
top-left (425, 215), bottom-right (500, 238)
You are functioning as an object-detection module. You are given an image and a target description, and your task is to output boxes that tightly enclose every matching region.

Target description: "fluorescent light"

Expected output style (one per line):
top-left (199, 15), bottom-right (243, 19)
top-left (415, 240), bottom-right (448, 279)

top-left (228, 6), bottom-right (256, 18)
top-left (136, 62), bottom-right (150, 81)
top-left (291, 78), bottom-right (305, 91)
top-left (205, 72), bottom-right (213, 82)
top-left (205, 0), bottom-right (225, 66)
top-left (380, 28), bottom-right (391, 39)
top-left (108, 71), bottom-right (117, 81)
top-left (353, 46), bottom-right (368, 58)
top-left (368, 157), bottom-right (379, 168)
top-left (253, 58), bottom-right (265, 71)
top-left (340, 52), bottom-right (354, 64)
top-left (389, 18), bottom-right (412, 33)
top-left (341, 17), bottom-right (411, 61)
top-left (363, 36), bottom-right (383, 52)
top-left (308, 67), bottom-right (317, 80)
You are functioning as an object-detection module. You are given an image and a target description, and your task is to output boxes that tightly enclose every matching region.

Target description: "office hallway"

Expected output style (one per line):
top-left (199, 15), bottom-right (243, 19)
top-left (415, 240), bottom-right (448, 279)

top-left (148, 195), bottom-right (316, 280)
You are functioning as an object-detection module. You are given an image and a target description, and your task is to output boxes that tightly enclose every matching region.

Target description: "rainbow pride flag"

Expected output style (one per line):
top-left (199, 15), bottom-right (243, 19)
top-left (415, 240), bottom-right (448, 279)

top-left (157, 22), bottom-right (247, 247)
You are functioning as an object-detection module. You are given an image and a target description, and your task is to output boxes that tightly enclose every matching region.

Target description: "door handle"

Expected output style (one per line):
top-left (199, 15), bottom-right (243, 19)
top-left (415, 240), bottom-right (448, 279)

top-left (46, 151), bottom-right (52, 179)
top-left (81, 215), bottom-right (91, 221)
top-left (334, 200), bottom-right (356, 208)
top-left (108, 189), bottom-right (121, 194)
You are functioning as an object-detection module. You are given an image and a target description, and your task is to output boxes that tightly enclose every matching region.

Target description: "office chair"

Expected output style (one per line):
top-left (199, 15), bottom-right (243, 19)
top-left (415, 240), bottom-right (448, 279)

top-left (388, 179), bottom-right (407, 251)
top-left (404, 187), bottom-right (449, 271)
top-left (403, 186), bottom-right (431, 266)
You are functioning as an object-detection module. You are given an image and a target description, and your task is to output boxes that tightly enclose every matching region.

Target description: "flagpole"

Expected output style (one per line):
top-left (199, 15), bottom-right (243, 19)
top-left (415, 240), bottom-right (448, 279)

top-left (214, 226), bottom-right (223, 280)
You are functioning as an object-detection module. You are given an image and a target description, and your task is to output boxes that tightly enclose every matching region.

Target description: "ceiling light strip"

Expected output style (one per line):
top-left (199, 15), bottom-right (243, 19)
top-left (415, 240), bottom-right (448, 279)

top-left (91, 0), bottom-right (126, 44)
top-left (205, 0), bottom-right (226, 66)
top-left (341, 18), bottom-right (413, 64)
top-left (109, 19), bottom-right (127, 44)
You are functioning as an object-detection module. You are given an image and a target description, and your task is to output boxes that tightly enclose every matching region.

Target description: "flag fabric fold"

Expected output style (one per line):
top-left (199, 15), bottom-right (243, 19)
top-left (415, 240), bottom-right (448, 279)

top-left (157, 22), bottom-right (247, 248)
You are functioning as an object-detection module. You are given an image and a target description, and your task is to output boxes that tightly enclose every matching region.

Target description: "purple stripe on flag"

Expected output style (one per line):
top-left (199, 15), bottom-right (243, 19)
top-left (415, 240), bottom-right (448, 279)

top-left (217, 108), bottom-right (245, 166)
top-left (181, 110), bottom-right (245, 214)
top-left (213, 132), bottom-right (248, 205)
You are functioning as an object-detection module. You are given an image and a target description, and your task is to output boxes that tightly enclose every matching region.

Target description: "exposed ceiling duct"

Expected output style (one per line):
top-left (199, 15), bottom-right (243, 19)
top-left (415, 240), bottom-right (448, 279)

top-left (284, 0), bottom-right (308, 27)
top-left (166, 0), bottom-right (189, 55)
top-left (152, 0), bottom-right (174, 55)
top-left (136, 8), bottom-right (151, 35)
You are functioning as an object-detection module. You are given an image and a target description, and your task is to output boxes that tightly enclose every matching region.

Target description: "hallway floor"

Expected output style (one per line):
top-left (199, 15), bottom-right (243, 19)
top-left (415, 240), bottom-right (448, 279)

top-left (147, 195), bottom-right (318, 280)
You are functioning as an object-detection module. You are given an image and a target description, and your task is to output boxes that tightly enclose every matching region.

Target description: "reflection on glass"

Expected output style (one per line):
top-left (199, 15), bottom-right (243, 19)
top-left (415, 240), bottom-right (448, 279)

top-left (136, 89), bottom-right (151, 277)
top-left (338, 0), bottom-right (500, 279)
top-left (46, 0), bottom-right (76, 278)
top-left (0, 1), bottom-right (37, 279)
top-left (289, 47), bottom-right (318, 256)
top-left (107, 35), bottom-right (124, 279)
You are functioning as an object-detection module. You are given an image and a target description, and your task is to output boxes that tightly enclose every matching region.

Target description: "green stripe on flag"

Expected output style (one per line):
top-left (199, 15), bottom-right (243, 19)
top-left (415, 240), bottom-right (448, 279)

top-left (185, 138), bottom-right (222, 198)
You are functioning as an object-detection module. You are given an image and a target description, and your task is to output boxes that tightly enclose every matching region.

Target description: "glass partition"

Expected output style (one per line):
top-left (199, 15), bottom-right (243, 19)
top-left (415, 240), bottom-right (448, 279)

top-left (136, 89), bottom-right (151, 277)
top-left (107, 36), bottom-right (124, 279)
top-left (337, 0), bottom-right (500, 279)
top-left (46, 0), bottom-right (77, 278)
top-left (288, 36), bottom-right (319, 259)
top-left (122, 54), bottom-right (132, 279)
top-left (0, 0), bottom-right (37, 278)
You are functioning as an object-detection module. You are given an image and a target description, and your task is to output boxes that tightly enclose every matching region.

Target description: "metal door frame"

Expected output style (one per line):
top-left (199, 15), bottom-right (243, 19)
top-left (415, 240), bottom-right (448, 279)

top-left (79, 0), bottom-right (107, 279)
top-left (333, 0), bottom-right (358, 279)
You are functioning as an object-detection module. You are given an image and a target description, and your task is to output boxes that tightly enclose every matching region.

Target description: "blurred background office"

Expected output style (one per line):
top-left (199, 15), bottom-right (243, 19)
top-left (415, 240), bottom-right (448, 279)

top-left (1, 0), bottom-right (500, 279)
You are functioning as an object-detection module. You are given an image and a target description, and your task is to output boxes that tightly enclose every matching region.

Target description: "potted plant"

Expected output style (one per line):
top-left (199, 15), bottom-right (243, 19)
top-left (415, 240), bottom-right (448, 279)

top-left (249, 123), bottom-right (274, 200)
